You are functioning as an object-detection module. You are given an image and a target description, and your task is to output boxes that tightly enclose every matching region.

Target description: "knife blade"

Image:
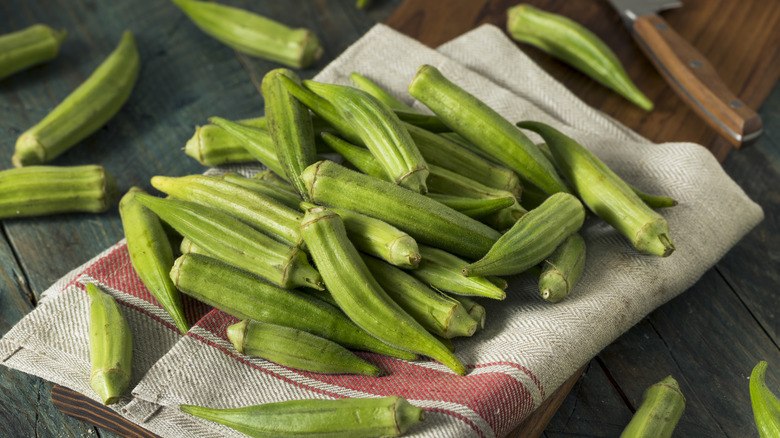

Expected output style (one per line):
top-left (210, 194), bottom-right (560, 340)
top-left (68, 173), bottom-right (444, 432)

top-left (606, 0), bottom-right (762, 147)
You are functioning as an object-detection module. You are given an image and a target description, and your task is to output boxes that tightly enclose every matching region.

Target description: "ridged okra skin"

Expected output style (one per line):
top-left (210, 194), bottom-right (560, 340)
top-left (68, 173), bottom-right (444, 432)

top-left (620, 376), bottom-right (685, 438)
top-left (411, 245), bottom-right (506, 300)
top-left (171, 253), bottom-right (416, 360)
top-left (13, 31), bottom-right (139, 167)
top-left (262, 69), bottom-right (318, 200)
top-left (408, 64), bottom-right (569, 196)
top-left (86, 283), bottom-right (132, 405)
top-left (135, 193), bottom-right (323, 290)
top-left (227, 320), bottom-right (381, 376)
top-left (302, 160), bottom-right (500, 260)
top-left (171, 0), bottom-right (322, 69)
top-left (362, 255), bottom-right (476, 339)
top-left (219, 172), bottom-right (302, 210)
top-left (304, 80), bottom-right (430, 194)
top-left (349, 72), bottom-right (414, 111)
top-left (749, 361), bottom-right (780, 438)
top-left (119, 187), bottom-right (189, 334)
top-left (300, 206), bottom-right (467, 375)
top-left (0, 165), bottom-right (118, 218)
top-left (179, 396), bottom-right (425, 438)
top-left (518, 121), bottom-right (675, 257)
top-left (427, 193), bottom-right (515, 219)
top-left (151, 175), bottom-right (304, 248)
top-left (301, 201), bottom-right (421, 269)
top-left (507, 5), bottom-right (653, 111)
top-left (538, 232), bottom-right (586, 303)
top-left (464, 193), bottom-right (586, 277)
top-left (0, 24), bottom-right (67, 81)
top-left (208, 116), bottom-right (288, 179)
top-left (184, 117), bottom-right (266, 166)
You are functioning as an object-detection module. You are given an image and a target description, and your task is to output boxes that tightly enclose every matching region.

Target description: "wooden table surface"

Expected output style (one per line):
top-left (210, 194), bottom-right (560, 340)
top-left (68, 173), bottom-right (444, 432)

top-left (1, 1), bottom-right (778, 437)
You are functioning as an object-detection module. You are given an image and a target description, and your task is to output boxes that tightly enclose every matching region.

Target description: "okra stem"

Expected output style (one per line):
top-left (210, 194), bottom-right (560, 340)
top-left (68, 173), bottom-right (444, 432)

top-left (0, 24), bottom-right (67, 81)
top-left (620, 376), bottom-right (685, 438)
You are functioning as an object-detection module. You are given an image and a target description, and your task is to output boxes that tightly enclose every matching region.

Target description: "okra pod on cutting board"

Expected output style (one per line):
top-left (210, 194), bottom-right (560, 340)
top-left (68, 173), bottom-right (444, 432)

top-left (0, 165), bottom-right (117, 218)
top-left (13, 31), bottom-right (139, 167)
top-left (300, 206), bottom-right (466, 375)
top-left (179, 396), bottom-right (425, 438)
top-left (0, 24), bottom-right (67, 81)
top-left (171, 253), bottom-right (416, 360)
top-left (518, 120), bottom-right (675, 257)
top-left (227, 320), bottom-right (381, 376)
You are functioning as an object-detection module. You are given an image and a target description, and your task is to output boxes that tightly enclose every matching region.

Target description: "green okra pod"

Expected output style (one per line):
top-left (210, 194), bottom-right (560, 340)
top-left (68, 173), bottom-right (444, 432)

top-left (184, 117), bottom-right (266, 166)
top-left (86, 283), bottom-right (132, 405)
top-left (151, 175), bottom-right (304, 247)
top-left (302, 160), bottom-right (501, 260)
top-left (171, 0), bottom-right (322, 69)
top-left (301, 201), bottom-right (420, 269)
top-left (320, 132), bottom-right (388, 180)
top-left (538, 232), bottom-right (586, 303)
top-left (0, 165), bottom-right (118, 218)
top-left (507, 4), bottom-right (653, 111)
top-left (219, 172), bottom-right (302, 210)
top-left (408, 64), bottom-right (569, 196)
top-left (0, 24), bottom-right (67, 81)
top-left (180, 396), bottom-right (425, 437)
top-left (464, 192), bottom-right (585, 277)
top-left (750, 361), bottom-right (780, 438)
top-left (119, 187), bottom-right (189, 334)
top-left (427, 193), bottom-right (515, 219)
top-left (13, 31), bottom-right (139, 167)
top-left (227, 320), bottom-right (381, 376)
top-left (208, 117), bottom-right (287, 179)
top-left (301, 206), bottom-right (466, 375)
top-left (136, 194), bottom-right (323, 290)
top-left (350, 72), bottom-right (414, 111)
top-left (411, 245), bottom-right (506, 300)
top-left (362, 255), bottom-right (477, 339)
top-left (305, 80), bottom-right (430, 194)
top-left (172, 253), bottom-right (416, 360)
top-left (179, 236), bottom-right (203, 255)
top-left (449, 294), bottom-right (486, 331)
top-left (620, 376), bottom-right (685, 438)
top-left (632, 186), bottom-right (678, 209)
top-left (262, 69), bottom-right (318, 200)
top-left (519, 121), bottom-right (675, 257)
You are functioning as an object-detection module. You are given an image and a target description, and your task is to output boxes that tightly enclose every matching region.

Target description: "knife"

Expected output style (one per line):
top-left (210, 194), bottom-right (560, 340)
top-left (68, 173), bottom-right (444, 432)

top-left (606, 0), bottom-right (762, 147)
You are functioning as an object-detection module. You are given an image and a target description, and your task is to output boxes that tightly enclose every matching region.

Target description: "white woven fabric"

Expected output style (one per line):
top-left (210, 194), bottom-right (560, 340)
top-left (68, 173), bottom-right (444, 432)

top-left (0, 24), bottom-right (763, 438)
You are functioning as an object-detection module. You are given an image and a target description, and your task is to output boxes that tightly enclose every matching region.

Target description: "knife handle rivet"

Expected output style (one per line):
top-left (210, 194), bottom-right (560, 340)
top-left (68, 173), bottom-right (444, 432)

top-left (689, 60), bottom-right (703, 68)
top-left (730, 101), bottom-right (743, 109)
top-left (655, 23), bottom-right (668, 30)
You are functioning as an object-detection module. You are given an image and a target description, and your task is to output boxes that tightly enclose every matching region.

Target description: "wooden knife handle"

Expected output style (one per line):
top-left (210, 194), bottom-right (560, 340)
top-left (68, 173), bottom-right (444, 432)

top-left (632, 15), bottom-right (762, 147)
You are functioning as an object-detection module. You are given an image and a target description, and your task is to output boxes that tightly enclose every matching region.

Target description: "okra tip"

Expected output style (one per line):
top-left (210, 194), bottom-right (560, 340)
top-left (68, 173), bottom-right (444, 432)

top-left (393, 397), bottom-right (427, 434)
top-left (226, 320), bottom-right (249, 354)
top-left (12, 134), bottom-right (47, 167)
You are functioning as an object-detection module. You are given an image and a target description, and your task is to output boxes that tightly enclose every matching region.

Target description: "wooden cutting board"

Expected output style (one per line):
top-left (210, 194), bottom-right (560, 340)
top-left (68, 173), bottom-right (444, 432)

top-left (385, 0), bottom-right (780, 163)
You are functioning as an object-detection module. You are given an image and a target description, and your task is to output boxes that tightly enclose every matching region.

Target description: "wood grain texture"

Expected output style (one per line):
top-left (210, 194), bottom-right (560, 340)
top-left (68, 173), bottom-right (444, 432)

top-left (385, 0), bottom-right (780, 162)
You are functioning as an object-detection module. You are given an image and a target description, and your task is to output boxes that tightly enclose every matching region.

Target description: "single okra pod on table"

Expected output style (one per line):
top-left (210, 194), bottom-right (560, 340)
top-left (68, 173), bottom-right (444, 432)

top-left (427, 193), bottom-right (515, 219)
top-left (86, 283), bottom-right (132, 405)
top-left (119, 187), bottom-right (189, 334)
top-left (300, 201), bottom-right (420, 269)
top-left (227, 320), bottom-right (381, 376)
top-left (464, 193), bottom-right (586, 277)
top-left (302, 160), bottom-right (501, 260)
top-left (518, 121), bottom-right (675, 257)
top-left (620, 376), bottom-right (685, 438)
top-left (361, 255), bottom-right (476, 339)
top-left (136, 194), bottom-right (323, 290)
top-left (507, 4), bottom-right (653, 111)
top-left (0, 165), bottom-right (118, 218)
top-left (171, 253), bottom-right (416, 360)
top-left (538, 232), bottom-right (586, 303)
top-left (219, 172), bottom-right (302, 210)
top-left (408, 64), bottom-right (569, 196)
top-left (208, 117), bottom-right (288, 179)
top-left (412, 245), bottom-right (506, 300)
top-left (301, 206), bottom-right (466, 375)
top-left (0, 24), bottom-right (67, 81)
top-left (184, 117), bottom-right (266, 166)
top-left (749, 361), bottom-right (780, 438)
top-left (13, 31), bottom-right (139, 167)
top-left (151, 175), bottom-right (304, 248)
top-left (262, 69), bottom-right (318, 200)
top-left (171, 0), bottom-right (322, 69)
top-left (179, 396), bottom-right (425, 438)
top-left (305, 80), bottom-right (430, 194)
